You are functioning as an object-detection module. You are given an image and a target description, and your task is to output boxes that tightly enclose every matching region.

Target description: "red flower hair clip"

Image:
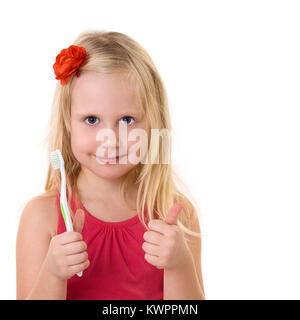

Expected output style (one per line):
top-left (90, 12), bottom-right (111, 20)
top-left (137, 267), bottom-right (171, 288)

top-left (53, 45), bottom-right (87, 85)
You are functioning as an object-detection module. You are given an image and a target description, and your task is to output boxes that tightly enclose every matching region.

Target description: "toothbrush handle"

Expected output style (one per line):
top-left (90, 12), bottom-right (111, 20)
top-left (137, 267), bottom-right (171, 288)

top-left (59, 155), bottom-right (83, 278)
top-left (60, 201), bottom-right (83, 278)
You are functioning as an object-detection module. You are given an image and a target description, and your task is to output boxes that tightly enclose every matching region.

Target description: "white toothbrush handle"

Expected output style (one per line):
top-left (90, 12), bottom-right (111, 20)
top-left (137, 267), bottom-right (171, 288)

top-left (60, 168), bottom-right (83, 278)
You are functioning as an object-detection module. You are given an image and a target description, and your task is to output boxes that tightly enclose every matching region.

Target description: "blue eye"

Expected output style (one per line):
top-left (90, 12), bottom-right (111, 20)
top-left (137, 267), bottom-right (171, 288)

top-left (84, 115), bottom-right (135, 126)
top-left (119, 116), bottom-right (135, 125)
top-left (85, 116), bottom-right (99, 125)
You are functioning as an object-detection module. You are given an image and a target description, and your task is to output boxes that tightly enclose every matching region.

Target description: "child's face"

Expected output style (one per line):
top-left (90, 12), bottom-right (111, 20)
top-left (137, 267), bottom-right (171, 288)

top-left (70, 71), bottom-right (148, 180)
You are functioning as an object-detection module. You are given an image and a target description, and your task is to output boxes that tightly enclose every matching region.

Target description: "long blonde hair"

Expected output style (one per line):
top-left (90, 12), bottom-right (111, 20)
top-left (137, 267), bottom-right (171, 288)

top-left (37, 29), bottom-right (202, 241)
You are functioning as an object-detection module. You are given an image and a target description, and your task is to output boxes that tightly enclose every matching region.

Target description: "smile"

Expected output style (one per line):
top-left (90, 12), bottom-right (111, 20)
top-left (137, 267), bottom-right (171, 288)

top-left (94, 154), bottom-right (127, 163)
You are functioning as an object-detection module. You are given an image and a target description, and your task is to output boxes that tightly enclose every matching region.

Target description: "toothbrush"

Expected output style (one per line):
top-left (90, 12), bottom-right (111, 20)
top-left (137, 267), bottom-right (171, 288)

top-left (50, 149), bottom-right (82, 277)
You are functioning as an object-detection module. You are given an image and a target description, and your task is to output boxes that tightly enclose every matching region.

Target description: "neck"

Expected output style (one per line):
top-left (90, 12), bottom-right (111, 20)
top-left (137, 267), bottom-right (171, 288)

top-left (76, 167), bottom-right (137, 206)
top-left (76, 168), bottom-right (121, 200)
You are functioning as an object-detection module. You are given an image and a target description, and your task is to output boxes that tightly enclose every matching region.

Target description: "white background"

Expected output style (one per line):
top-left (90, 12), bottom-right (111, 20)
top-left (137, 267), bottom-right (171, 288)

top-left (0, 0), bottom-right (299, 299)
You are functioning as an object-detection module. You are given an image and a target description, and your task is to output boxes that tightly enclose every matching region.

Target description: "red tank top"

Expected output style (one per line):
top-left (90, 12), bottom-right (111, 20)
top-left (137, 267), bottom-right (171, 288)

top-left (55, 188), bottom-right (164, 300)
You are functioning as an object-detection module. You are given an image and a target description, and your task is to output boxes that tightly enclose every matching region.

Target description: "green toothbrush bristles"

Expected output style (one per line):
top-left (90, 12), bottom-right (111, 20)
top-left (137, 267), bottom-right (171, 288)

top-left (50, 151), bottom-right (61, 170)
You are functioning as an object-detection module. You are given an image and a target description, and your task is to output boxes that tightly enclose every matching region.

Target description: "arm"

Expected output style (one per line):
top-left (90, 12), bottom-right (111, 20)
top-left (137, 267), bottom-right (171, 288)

top-left (16, 198), bottom-right (67, 300)
top-left (164, 215), bottom-right (205, 300)
top-left (164, 252), bottom-right (205, 300)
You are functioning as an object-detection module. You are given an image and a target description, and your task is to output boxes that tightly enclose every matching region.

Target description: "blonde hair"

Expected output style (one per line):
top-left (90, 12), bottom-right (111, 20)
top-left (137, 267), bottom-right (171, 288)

top-left (36, 29), bottom-right (202, 241)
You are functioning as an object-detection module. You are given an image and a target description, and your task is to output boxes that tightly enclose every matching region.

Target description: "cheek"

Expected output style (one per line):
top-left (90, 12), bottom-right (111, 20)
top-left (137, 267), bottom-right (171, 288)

top-left (71, 125), bottom-right (96, 154)
top-left (126, 129), bottom-right (148, 160)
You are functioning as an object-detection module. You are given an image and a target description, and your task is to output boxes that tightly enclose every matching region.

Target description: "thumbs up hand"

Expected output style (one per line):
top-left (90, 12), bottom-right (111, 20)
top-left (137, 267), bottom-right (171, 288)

top-left (142, 203), bottom-right (192, 270)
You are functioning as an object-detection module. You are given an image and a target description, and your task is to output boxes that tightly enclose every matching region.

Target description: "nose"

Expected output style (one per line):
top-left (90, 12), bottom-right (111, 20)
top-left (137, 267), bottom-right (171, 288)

top-left (96, 126), bottom-right (120, 157)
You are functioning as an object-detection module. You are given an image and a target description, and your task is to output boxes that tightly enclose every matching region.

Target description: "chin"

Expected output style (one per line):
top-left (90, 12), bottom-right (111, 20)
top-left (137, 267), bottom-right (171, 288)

top-left (95, 170), bottom-right (126, 180)
top-left (92, 154), bottom-right (135, 180)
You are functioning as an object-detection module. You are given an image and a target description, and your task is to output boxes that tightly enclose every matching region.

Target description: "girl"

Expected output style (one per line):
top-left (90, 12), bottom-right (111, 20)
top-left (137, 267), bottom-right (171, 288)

top-left (16, 30), bottom-right (205, 300)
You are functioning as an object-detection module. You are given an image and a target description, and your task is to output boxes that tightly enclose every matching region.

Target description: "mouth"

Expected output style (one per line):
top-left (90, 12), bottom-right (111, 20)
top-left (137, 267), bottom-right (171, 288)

top-left (94, 154), bottom-right (126, 163)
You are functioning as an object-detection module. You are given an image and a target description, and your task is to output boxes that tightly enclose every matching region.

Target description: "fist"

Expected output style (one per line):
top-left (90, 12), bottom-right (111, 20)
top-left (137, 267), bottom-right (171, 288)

top-left (44, 209), bottom-right (90, 279)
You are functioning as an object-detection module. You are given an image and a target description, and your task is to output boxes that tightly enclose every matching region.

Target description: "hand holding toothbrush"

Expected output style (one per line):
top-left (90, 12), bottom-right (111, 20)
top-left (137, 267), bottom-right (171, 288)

top-left (50, 149), bottom-right (86, 278)
top-left (43, 209), bottom-right (90, 280)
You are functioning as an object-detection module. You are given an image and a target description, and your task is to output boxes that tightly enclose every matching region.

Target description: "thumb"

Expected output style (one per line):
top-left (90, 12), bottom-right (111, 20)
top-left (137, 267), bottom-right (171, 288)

top-left (73, 209), bottom-right (85, 233)
top-left (165, 203), bottom-right (183, 225)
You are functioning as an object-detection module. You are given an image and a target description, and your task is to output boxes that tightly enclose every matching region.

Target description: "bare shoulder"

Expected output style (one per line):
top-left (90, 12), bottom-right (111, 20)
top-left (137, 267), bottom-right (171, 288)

top-left (19, 189), bottom-right (58, 238)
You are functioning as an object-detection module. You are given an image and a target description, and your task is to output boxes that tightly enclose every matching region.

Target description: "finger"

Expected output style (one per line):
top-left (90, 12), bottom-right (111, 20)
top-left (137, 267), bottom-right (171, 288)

top-left (144, 253), bottom-right (162, 268)
top-left (148, 219), bottom-right (169, 235)
top-left (56, 231), bottom-right (82, 245)
top-left (142, 241), bottom-right (160, 256)
top-left (68, 259), bottom-right (90, 275)
top-left (143, 230), bottom-right (164, 245)
top-left (73, 209), bottom-right (85, 233)
top-left (165, 203), bottom-right (183, 225)
top-left (63, 240), bottom-right (87, 255)
top-left (66, 251), bottom-right (88, 266)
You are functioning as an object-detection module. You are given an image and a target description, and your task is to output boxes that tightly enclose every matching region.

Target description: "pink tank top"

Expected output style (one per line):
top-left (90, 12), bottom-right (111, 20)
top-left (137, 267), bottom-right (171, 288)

top-left (55, 188), bottom-right (164, 300)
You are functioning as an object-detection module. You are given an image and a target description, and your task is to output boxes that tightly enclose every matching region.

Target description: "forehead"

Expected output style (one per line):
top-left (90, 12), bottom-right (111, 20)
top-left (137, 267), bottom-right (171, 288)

top-left (70, 71), bottom-right (141, 115)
